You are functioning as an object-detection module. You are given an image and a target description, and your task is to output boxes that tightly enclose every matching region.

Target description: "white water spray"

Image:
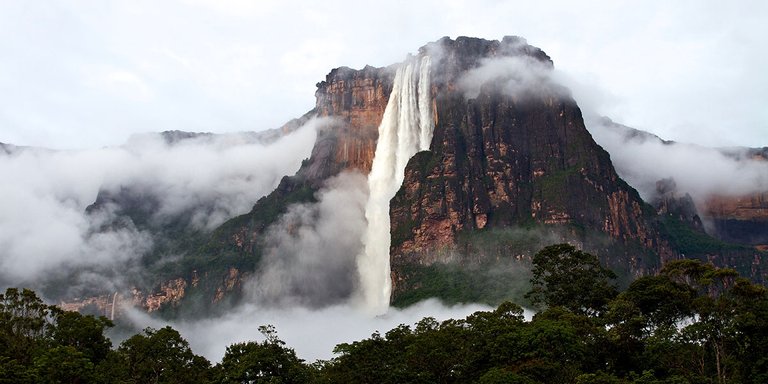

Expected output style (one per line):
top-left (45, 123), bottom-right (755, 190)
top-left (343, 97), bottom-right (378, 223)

top-left (358, 56), bottom-right (433, 314)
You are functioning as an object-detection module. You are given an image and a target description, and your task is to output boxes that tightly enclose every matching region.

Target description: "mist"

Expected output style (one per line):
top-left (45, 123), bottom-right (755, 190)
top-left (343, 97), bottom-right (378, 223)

top-left (125, 298), bottom-right (498, 363)
top-left (248, 171), bottom-right (368, 308)
top-left (585, 116), bottom-right (768, 202)
top-left (0, 118), bottom-right (323, 295)
top-left (457, 55), bottom-right (568, 102)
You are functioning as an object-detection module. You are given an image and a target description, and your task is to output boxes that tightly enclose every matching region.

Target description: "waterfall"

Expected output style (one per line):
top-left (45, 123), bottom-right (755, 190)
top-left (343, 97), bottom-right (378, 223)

top-left (358, 56), bottom-right (433, 314)
top-left (110, 292), bottom-right (118, 321)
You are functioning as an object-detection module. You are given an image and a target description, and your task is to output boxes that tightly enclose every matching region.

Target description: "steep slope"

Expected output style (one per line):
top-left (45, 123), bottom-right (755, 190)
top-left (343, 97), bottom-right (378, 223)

top-left (122, 62), bottom-right (400, 313)
top-left (66, 118), bottom-right (314, 312)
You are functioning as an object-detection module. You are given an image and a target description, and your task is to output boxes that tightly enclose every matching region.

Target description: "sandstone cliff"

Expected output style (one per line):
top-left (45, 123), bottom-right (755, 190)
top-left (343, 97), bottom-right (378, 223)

top-left (309, 65), bottom-right (394, 179)
top-left (704, 192), bottom-right (768, 246)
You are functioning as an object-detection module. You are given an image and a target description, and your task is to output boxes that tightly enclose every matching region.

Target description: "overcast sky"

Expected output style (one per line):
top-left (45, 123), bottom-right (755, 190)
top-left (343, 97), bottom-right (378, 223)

top-left (1, 0), bottom-right (766, 149)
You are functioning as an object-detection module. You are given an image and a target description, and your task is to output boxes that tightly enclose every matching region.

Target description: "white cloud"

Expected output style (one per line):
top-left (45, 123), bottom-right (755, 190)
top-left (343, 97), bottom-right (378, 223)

top-left (91, 69), bottom-right (155, 102)
top-left (248, 171), bottom-right (368, 307)
top-left (0, 1), bottom-right (765, 149)
top-left (0, 117), bottom-right (323, 292)
top-left (586, 116), bottom-right (768, 201)
top-left (125, 299), bottom-right (498, 363)
top-left (457, 55), bottom-right (562, 100)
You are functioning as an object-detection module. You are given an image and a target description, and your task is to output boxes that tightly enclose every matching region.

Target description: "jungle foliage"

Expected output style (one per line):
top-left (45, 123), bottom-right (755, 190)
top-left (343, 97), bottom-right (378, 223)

top-left (3, 244), bottom-right (767, 383)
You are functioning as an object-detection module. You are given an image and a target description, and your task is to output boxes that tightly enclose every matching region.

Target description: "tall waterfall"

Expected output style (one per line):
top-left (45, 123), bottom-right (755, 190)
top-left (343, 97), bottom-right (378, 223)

top-left (358, 56), bottom-right (433, 314)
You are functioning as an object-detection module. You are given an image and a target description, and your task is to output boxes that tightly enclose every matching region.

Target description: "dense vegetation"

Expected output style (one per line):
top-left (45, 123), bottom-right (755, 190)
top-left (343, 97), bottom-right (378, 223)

top-left (3, 244), bottom-right (768, 383)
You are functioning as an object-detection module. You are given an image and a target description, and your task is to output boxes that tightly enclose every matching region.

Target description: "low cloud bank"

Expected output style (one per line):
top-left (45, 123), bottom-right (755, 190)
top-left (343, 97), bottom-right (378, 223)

top-left (125, 299), bottom-right (500, 363)
top-left (0, 118), bottom-right (324, 296)
top-left (457, 55), bottom-right (568, 101)
top-left (586, 116), bottom-right (768, 201)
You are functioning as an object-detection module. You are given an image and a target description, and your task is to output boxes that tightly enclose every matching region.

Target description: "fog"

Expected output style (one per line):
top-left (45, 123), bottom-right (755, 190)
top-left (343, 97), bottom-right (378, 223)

top-left (0, 118), bottom-right (322, 294)
top-left (458, 55), bottom-right (566, 101)
top-left (249, 172), bottom-right (368, 308)
top-left (585, 116), bottom-right (768, 202)
top-left (125, 298), bottom-right (500, 363)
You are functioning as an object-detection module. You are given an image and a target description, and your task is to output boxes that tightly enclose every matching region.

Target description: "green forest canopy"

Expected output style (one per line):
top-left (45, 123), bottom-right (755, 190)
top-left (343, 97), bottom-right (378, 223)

top-left (2, 244), bottom-right (768, 383)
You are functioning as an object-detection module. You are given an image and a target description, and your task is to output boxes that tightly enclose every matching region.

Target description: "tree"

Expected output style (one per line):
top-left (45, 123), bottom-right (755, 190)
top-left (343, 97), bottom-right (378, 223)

top-left (48, 309), bottom-right (113, 363)
top-left (660, 260), bottom-right (740, 384)
top-left (525, 244), bottom-right (617, 316)
top-left (118, 326), bottom-right (211, 384)
top-left (0, 288), bottom-right (54, 365)
top-left (617, 275), bottom-right (696, 332)
top-left (33, 345), bottom-right (94, 384)
top-left (325, 327), bottom-right (411, 384)
top-left (216, 325), bottom-right (310, 384)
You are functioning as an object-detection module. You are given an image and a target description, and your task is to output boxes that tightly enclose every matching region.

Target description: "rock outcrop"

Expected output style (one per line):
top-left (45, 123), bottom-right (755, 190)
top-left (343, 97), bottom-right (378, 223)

top-left (652, 178), bottom-right (705, 233)
top-left (134, 278), bottom-right (188, 312)
top-left (310, 65), bottom-right (395, 179)
top-left (704, 192), bottom-right (768, 246)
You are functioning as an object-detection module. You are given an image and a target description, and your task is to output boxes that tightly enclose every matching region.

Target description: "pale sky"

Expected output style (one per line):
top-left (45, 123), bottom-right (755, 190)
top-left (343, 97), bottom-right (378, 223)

top-left (1, 0), bottom-right (766, 149)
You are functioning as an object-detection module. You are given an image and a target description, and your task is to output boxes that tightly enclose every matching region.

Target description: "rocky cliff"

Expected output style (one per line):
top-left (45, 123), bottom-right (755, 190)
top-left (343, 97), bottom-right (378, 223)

top-left (386, 37), bottom-right (679, 301)
top-left (702, 148), bottom-right (768, 248)
top-left (61, 36), bottom-right (768, 314)
top-left (309, 65), bottom-right (394, 179)
top-left (704, 193), bottom-right (768, 247)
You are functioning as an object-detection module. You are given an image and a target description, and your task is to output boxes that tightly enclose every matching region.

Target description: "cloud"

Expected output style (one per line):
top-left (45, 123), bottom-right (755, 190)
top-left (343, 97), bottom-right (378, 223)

top-left (585, 116), bottom-right (768, 202)
top-left (103, 121), bottom-right (321, 231)
top-left (457, 56), bottom-right (564, 101)
top-left (1, 1), bottom-right (766, 149)
top-left (90, 69), bottom-right (155, 102)
top-left (124, 298), bottom-right (498, 363)
top-left (0, 118), bottom-right (324, 296)
top-left (247, 171), bottom-right (368, 308)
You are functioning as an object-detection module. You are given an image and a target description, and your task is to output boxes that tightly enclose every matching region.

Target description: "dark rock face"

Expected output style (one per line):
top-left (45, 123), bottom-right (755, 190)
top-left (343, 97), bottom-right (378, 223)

top-left (704, 193), bottom-right (768, 246)
top-left (652, 178), bottom-right (705, 233)
top-left (389, 37), bottom-right (673, 298)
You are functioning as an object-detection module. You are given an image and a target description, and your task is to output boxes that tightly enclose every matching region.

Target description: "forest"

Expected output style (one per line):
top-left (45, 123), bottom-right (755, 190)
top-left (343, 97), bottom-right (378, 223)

top-left (2, 243), bottom-right (767, 383)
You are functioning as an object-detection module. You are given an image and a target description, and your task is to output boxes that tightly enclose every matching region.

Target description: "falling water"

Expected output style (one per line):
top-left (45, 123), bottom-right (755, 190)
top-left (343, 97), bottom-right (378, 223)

top-left (358, 56), bottom-right (433, 314)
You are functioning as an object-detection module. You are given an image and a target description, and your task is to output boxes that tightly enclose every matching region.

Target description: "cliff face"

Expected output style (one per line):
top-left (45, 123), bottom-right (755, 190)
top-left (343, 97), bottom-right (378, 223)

top-left (702, 148), bottom-right (768, 247)
top-left (704, 192), bottom-right (768, 246)
top-left (302, 65), bottom-right (394, 182)
top-left (129, 63), bottom-right (401, 312)
top-left (388, 37), bottom-right (670, 297)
